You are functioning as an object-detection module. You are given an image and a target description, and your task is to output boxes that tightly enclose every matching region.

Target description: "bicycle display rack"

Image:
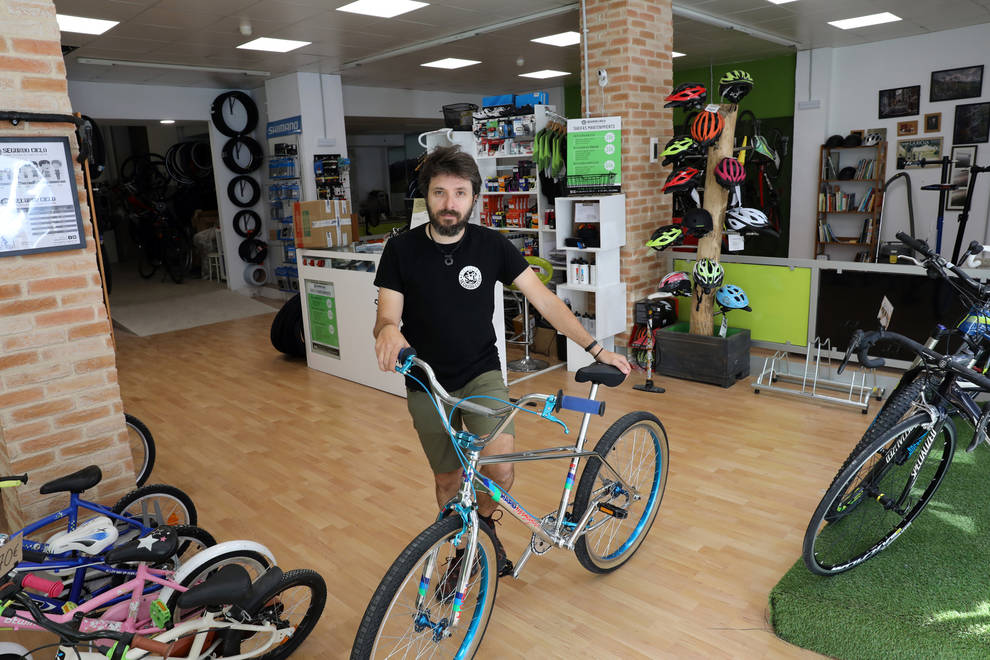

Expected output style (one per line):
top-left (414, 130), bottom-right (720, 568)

top-left (752, 337), bottom-right (884, 413)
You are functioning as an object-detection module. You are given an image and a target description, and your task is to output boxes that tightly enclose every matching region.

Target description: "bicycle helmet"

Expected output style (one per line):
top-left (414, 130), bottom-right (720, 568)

top-left (725, 206), bottom-right (779, 237)
top-left (838, 166), bottom-right (857, 181)
top-left (662, 167), bottom-right (703, 194)
top-left (843, 133), bottom-right (862, 148)
top-left (714, 157), bottom-right (745, 188)
top-left (716, 284), bottom-right (752, 312)
top-left (718, 70), bottom-right (753, 104)
top-left (691, 109), bottom-right (724, 147)
top-left (664, 82), bottom-right (707, 110)
top-left (659, 271), bottom-right (692, 297)
top-left (864, 132), bottom-right (883, 146)
top-left (693, 258), bottom-right (724, 294)
top-left (661, 136), bottom-right (702, 167)
top-left (646, 224), bottom-right (685, 251)
top-left (682, 208), bottom-right (713, 238)
top-left (824, 134), bottom-right (844, 148)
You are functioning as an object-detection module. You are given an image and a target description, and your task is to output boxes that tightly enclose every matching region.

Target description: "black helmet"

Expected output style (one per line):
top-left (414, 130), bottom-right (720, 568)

top-left (843, 133), bottom-right (862, 148)
top-left (682, 208), bottom-right (713, 238)
top-left (825, 135), bottom-right (844, 148)
top-left (838, 166), bottom-right (857, 180)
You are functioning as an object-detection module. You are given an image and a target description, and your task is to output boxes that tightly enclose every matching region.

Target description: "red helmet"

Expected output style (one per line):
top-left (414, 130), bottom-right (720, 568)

top-left (714, 157), bottom-right (745, 188)
top-left (691, 109), bottom-right (724, 147)
top-left (664, 82), bottom-right (707, 110)
top-left (662, 167), bottom-right (702, 194)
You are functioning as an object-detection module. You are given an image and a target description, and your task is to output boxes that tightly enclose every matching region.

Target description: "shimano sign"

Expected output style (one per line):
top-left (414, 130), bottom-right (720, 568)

top-left (267, 116), bottom-right (302, 138)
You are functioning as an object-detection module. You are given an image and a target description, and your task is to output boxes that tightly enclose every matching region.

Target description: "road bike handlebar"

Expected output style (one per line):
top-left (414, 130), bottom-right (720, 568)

top-left (840, 328), bottom-right (990, 392)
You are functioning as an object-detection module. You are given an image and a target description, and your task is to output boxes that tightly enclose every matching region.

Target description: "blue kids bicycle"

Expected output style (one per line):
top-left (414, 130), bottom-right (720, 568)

top-left (351, 349), bottom-right (669, 658)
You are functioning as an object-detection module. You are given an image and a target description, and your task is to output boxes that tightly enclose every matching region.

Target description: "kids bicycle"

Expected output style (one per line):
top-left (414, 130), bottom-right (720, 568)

top-left (0, 530), bottom-right (324, 659)
top-left (351, 349), bottom-right (669, 658)
top-left (1, 466), bottom-right (202, 611)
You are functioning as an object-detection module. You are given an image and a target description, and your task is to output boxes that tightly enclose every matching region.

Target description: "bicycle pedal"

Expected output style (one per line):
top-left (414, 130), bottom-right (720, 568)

top-left (597, 503), bottom-right (628, 519)
top-left (498, 559), bottom-right (514, 577)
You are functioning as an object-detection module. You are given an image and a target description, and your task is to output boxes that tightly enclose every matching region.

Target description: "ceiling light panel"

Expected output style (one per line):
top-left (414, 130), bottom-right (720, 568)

top-left (531, 31), bottom-right (580, 47)
top-left (421, 58), bottom-right (480, 69)
top-left (336, 0), bottom-right (429, 19)
top-left (56, 14), bottom-right (119, 35)
top-left (828, 12), bottom-right (902, 30)
top-left (766, 0), bottom-right (797, 4)
top-left (519, 70), bottom-right (570, 79)
top-left (237, 37), bottom-right (311, 52)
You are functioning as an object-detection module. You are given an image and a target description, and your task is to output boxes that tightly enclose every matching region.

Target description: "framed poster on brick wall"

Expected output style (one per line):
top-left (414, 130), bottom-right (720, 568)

top-left (0, 136), bottom-right (85, 258)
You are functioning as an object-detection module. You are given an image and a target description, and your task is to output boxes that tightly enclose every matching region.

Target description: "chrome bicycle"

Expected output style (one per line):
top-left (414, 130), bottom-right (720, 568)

top-left (351, 349), bottom-right (669, 658)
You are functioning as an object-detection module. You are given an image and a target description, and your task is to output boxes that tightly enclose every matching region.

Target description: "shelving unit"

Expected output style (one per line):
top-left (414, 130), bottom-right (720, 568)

top-left (814, 142), bottom-right (888, 261)
top-left (554, 194), bottom-right (626, 371)
top-left (267, 133), bottom-right (301, 293)
top-left (474, 105), bottom-right (565, 286)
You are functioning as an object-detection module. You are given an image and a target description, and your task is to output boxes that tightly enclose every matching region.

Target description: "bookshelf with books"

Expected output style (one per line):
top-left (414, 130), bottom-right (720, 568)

top-left (814, 142), bottom-right (887, 261)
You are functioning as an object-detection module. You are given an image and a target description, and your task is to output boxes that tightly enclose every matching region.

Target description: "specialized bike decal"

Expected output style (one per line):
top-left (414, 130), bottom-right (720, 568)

top-left (909, 432), bottom-right (936, 481)
top-left (476, 476), bottom-right (540, 528)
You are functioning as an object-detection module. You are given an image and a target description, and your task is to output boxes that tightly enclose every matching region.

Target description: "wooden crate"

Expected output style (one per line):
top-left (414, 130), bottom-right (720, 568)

top-left (656, 322), bottom-right (750, 388)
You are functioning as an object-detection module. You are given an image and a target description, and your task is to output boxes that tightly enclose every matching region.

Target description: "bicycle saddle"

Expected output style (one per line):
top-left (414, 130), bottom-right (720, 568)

top-left (575, 363), bottom-right (626, 387)
top-left (104, 526), bottom-right (178, 565)
top-left (39, 465), bottom-right (102, 494)
top-left (176, 564), bottom-right (253, 610)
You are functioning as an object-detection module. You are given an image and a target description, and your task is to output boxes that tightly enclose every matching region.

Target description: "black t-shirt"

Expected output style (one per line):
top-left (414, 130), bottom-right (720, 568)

top-left (374, 224), bottom-right (529, 391)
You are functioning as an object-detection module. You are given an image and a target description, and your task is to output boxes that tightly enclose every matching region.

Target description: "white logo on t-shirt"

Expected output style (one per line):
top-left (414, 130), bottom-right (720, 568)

top-left (459, 266), bottom-right (482, 290)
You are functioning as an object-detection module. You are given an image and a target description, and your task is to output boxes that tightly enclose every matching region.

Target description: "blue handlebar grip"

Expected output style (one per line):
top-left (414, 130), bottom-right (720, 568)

top-left (559, 395), bottom-right (605, 416)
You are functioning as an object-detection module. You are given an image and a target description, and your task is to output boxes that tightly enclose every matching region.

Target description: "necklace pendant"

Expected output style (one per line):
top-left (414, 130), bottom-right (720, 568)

top-left (444, 254), bottom-right (454, 266)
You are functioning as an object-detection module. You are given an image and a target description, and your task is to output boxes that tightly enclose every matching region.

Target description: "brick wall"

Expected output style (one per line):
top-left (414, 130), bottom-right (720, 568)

top-left (0, 0), bottom-right (132, 528)
top-left (583, 0), bottom-right (674, 346)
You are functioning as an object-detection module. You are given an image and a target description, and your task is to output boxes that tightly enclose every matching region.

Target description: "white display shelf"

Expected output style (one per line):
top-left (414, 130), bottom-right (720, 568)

top-left (554, 194), bottom-right (626, 252)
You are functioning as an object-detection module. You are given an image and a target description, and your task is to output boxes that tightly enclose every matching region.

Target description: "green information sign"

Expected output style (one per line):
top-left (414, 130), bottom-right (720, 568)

top-left (306, 280), bottom-right (340, 358)
top-left (566, 116), bottom-right (622, 187)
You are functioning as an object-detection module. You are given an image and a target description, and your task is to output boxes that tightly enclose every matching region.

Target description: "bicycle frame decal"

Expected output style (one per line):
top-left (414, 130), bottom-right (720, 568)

top-left (475, 475), bottom-right (541, 529)
top-left (910, 431), bottom-right (937, 481)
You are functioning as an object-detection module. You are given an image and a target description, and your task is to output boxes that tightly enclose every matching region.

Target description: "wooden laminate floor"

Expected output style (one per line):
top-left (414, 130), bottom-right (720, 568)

top-left (105, 312), bottom-right (870, 659)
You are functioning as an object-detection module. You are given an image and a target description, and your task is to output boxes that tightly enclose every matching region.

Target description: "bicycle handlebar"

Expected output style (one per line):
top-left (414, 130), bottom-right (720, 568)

top-left (896, 232), bottom-right (986, 298)
top-left (0, 474), bottom-right (27, 488)
top-left (846, 329), bottom-right (990, 392)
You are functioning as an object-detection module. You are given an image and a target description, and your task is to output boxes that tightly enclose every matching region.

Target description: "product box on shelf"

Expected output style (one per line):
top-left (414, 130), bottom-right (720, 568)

top-left (292, 200), bottom-right (355, 249)
top-left (482, 94), bottom-right (514, 107)
top-left (515, 92), bottom-right (548, 107)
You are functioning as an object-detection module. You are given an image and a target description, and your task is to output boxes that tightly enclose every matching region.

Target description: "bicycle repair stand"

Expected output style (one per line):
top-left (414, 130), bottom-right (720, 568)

top-left (752, 337), bottom-right (884, 413)
top-left (632, 296), bottom-right (665, 394)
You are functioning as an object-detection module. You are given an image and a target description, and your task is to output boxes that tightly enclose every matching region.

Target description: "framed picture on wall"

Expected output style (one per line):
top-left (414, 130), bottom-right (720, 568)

top-left (930, 65), bottom-right (984, 102)
top-left (896, 137), bottom-right (943, 169)
top-left (897, 120), bottom-right (918, 136)
top-left (953, 102), bottom-right (990, 144)
top-left (879, 85), bottom-right (921, 119)
top-left (947, 145), bottom-right (977, 211)
top-left (924, 113), bottom-right (941, 133)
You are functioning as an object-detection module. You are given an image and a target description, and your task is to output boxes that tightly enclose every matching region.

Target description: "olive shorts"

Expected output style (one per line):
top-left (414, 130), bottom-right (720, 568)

top-left (406, 370), bottom-right (515, 475)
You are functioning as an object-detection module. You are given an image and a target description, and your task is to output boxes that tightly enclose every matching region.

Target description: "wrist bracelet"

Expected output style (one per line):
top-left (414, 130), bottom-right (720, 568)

top-left (584, 339), bottom-right (599, 353)
top-left (594, 346), bottom-right (605, 360)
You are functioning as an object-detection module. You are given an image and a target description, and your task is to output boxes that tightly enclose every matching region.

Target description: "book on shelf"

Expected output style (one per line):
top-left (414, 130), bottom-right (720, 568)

top-left (854, 158), bottom-right (877, 180)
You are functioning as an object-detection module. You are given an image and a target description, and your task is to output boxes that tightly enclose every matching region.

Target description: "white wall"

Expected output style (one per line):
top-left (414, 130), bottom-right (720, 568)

top-left (791, 24), bottom-right (990, 260)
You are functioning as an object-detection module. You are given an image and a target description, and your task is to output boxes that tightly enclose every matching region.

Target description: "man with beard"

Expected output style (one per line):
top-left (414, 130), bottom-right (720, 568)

top-left (373, 146), bottom-right (630, 583)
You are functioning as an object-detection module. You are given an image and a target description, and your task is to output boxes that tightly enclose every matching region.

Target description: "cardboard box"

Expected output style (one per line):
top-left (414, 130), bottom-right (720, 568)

top-left (293, 200), bottom-right (353, 249)
top-left (531, 327), bottom-right (557, 356)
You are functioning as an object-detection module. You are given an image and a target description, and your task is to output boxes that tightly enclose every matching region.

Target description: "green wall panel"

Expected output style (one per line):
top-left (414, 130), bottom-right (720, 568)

top-left (673, 259), bottom-right (810, 346)
top-left (672, 54), bottom-right (796, 124)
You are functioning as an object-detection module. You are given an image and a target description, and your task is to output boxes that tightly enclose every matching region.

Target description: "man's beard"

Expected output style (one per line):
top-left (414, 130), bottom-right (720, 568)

top-left (427, 205), bottom-right (470, 237)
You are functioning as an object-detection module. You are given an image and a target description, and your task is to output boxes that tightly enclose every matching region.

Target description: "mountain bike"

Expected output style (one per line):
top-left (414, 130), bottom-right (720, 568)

top-left (0, 529), bottom-right (322, 659)
top-left (802, 315), bottom-right (990, 575)
top-left (1, 466), bottom-right (204, 610)
top-left (351, 349), bottom-right (669, 658)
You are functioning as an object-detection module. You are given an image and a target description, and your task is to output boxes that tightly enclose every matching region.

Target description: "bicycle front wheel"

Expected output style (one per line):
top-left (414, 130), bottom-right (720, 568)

top-left (111, 484), bottom-right (196, 545)
top-left (803, 413), bottom-right (955, 575)
top-left (124, 413), bottom-right (155, 487)
top-left (573, 411), bottom-right (668, 573)
top-left (351, 515), bottom-right (499, 659)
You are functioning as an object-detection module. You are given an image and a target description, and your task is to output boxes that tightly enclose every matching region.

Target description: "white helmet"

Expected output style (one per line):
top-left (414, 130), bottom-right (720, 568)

top-left (864, 132), bottom-right (883, 146)
top-left (725, 207), bottom-right (779, 238)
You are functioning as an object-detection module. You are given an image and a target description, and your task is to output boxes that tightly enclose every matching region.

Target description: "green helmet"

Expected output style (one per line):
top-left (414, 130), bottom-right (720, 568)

top-left (693, 258), bottom-right (724, 294)
top-left (660, 136), bottom-right (700, 167)
top-left (720, 70), bottom-right (753, 85)
top-left (719, 70), bottom-right (754, 103)
top-left (646, 224), bottom-right (685, 251)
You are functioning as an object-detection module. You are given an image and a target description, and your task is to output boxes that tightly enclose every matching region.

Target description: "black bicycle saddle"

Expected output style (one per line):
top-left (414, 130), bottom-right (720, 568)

top-left (575, 363), bottom-right (626, 387)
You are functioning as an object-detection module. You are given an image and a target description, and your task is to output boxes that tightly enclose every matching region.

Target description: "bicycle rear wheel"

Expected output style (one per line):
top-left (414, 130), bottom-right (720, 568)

top-left (351, 515), bottom-right (498, 659)
top-left (111, 484), bottom-right (196, 546)
top-left (124, 413), bottom-right (155, 487)
top-left (803, 413), bottom-right (955, 575)
top-left (573, 411), bottom-right (668, 573)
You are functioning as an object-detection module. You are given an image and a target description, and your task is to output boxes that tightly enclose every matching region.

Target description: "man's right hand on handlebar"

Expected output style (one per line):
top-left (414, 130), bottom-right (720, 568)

top-left (375, 323), bottom-right (410, 372)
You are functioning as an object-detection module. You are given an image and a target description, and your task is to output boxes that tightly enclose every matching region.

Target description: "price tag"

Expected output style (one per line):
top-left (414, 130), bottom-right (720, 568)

top-left (0, 535), bottom-right (23, 579)
top-left (728, 233), bottom-right (745, 252)
top-left (719, 314), bottom-right (728, 337)
top-left (878, 296), bottom-right (894, 329)
top-left (705, 103), bottom-right (720, 113)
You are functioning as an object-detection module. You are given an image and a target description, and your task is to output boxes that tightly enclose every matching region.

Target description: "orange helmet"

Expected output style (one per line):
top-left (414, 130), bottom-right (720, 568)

top-left (691, 109), bottom-right (724, 147)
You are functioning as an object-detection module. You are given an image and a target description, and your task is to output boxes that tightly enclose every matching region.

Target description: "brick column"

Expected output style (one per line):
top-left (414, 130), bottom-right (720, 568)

top-left (0, 0), bottom-right (132, 528)
top-left (582, 0), bottom-right (673, 347)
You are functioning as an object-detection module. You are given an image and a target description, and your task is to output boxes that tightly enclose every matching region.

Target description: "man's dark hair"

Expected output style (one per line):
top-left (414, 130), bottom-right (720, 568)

top-left (417, 145), bottom-right (481, 198)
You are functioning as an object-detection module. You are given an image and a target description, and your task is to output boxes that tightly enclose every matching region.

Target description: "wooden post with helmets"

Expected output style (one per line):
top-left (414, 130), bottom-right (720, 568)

top-left (689, 104), bottom-right (739, 336)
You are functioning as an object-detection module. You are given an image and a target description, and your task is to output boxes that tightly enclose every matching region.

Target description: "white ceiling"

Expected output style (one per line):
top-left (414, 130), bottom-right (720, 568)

top-left (55, 0), bottom-right (990, 92)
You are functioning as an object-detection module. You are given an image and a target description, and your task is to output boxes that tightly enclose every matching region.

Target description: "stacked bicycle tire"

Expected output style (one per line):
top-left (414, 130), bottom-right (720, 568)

top-left (211, 90), bottom-right (268, 286)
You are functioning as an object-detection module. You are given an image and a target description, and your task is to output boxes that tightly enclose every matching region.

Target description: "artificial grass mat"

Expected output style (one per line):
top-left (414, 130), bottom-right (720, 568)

top-left (769, 423), bottom-right (990, 659)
